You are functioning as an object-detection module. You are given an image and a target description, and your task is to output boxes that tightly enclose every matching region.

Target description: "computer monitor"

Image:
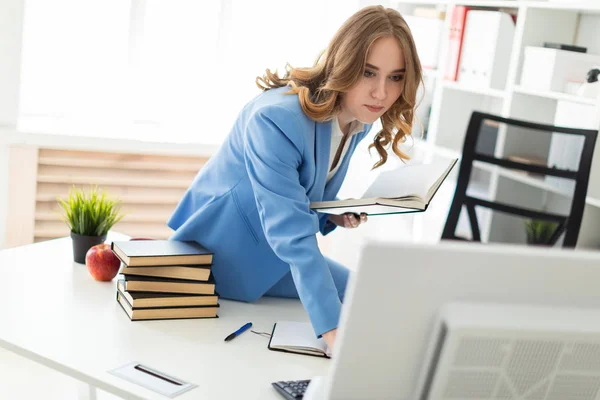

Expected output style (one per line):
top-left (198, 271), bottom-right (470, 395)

top-left (322, 241), bottom-right (600, 400)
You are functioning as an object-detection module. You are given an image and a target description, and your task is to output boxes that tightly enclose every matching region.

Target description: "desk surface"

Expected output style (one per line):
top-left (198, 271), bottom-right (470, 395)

top-left (0, 237), bottom-right (328, 399)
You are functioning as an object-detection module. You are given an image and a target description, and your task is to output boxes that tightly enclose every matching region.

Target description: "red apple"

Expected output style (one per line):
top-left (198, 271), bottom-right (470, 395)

top-left (85, 244), bottom-right (121, 281)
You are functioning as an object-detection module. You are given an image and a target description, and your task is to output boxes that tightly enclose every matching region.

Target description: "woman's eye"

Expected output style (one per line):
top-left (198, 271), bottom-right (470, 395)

top-left (364, 70), bottom-right (375, 78)
top-left (390, 75), bottom-right (405, 82)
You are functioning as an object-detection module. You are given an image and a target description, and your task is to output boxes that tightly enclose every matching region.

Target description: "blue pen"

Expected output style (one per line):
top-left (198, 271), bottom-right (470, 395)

top-left (224, 322), bottom-right (252, 342)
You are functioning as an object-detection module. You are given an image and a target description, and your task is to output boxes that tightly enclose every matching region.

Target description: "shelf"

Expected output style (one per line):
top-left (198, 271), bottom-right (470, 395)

top-left (513, 85), bottom-right (599, 106)
top-left (586, 196), bottom-right (600, 208)
top-left (454, 0), bottom-right (520, 7)
top-left (466, 180), bottom-right (491, 200)
top-left (394, 0), bottom-right (599, 12)
top-left (524, 1), bottom-right (600, 14)
top-left (495, 167), bottom-right (569, 195)
top-left (427, 144), bottom-right (600, 208)
top-left (392, 0), bottom-right (449, 5)
top-left (394, 0), bottom-right (520, 7)
top-left (443, 82), bottom-right (507, 99)
top-left (486, 165), bottom-right (600, 208)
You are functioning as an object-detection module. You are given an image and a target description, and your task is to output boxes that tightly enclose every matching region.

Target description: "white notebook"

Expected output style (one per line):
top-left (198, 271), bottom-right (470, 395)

top-left (268, 321), bottom-right (330, 358)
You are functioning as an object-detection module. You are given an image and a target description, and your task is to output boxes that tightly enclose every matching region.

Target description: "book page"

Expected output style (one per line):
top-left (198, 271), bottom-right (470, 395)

top-left (270, 321), bottom-right (327, 353)
top-left (310, 204), bottom-right (422, 216)
top-left (361, 161), bottom-right (453, 200)
top-left (426, 160), bottom-right (458, 202)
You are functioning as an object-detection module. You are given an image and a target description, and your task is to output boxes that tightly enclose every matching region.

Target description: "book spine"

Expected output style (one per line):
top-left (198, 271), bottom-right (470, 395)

top-left (444, 6), bottom-right (469, 82)
top-left (110, 243), bottom-right (129, 266)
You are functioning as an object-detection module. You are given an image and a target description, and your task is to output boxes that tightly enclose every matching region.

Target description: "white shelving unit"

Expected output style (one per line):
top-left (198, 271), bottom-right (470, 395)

top-left (389, 0), bottom-right (600, 247)
top-left (513, 85), bottom-right (599, 106)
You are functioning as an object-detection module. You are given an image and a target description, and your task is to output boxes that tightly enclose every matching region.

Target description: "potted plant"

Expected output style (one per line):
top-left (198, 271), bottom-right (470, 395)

top-left (57, 186), bottom-right (125, 263)
top-left (524, 219), bottom-right (558, 246)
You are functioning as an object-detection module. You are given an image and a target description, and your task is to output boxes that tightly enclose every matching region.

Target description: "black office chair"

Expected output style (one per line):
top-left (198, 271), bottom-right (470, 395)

top-left (442, 111), bottom-right (598, 248)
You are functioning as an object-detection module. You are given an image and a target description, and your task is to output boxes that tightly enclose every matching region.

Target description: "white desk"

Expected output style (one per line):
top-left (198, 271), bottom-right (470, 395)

top-left (0, 237), bottom-right (328, 399)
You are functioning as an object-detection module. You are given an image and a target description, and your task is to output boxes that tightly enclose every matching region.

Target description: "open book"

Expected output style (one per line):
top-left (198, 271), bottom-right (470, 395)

top-left (310, 158), bottom-right (458, 216)
top-left (268, 321), bottom-right (330, 358)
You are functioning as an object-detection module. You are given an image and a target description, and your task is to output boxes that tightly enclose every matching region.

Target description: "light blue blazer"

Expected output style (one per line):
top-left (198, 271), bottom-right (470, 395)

top-left (168, 86), bottom-right (371, 336)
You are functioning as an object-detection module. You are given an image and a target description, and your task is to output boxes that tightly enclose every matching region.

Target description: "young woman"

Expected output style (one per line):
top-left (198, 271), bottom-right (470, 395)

top-left (168, 5), bottom-right (422, 350)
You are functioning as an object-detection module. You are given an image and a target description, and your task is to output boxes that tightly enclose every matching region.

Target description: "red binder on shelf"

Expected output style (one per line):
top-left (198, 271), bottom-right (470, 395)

top-left (444, 5), bottom-right (471, 81)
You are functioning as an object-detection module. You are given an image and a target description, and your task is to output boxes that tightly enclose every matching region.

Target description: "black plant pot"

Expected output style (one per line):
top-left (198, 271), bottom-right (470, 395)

top-left (71, 231), bottom-right (107, 264)
top-left (526, 237), bottom-right (551, 246)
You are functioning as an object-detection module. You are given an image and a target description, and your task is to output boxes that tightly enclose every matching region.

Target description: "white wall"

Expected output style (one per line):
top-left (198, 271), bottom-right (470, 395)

top-left (576, 14), bottom-right (600, 56)
top-left (0, 0), bottom-right (25, 249)
top-left (0, 133), bottom-right (8, 250)
top-left (0, 0), bottom-right (23, 125)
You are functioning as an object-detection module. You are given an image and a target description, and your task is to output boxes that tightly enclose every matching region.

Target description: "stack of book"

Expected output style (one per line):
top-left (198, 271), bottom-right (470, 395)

top-left (111, 240), bottom-right (219, 321)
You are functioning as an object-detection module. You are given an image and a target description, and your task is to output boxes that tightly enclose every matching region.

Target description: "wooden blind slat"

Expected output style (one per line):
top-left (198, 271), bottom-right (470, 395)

top-left (32, 149), bottom-right (205, 244)
top-left (37, 175), bottom-right (192, 189)
top-left (38, 156), bottom-right (204, 172)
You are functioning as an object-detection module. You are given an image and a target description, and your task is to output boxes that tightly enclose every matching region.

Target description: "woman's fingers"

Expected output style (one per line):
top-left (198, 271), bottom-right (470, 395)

top-left (343, 214), bottom-right (352, 228)
top-left (341, 213), bottom-right (368, 228)
top-left (345, 213), bottom-right (359, 228)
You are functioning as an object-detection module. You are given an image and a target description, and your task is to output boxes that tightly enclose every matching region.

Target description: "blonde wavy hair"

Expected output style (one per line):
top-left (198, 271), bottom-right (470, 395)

top-left (256, 5), bottom-right (423, 168)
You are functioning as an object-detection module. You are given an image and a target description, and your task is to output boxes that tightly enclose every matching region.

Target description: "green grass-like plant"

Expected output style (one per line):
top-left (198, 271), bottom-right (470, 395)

top-left (524, 219), bottom-right (558, 245)
top-left (57, 186), bottom-right (125, 236)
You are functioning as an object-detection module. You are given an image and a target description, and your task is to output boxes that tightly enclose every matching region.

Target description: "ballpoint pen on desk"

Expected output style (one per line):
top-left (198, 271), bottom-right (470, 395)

top-left (224, 322), bottom-right (252, 342)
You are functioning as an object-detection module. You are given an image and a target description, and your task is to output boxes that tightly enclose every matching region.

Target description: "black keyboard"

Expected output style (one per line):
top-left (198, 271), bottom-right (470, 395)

top-left (272, 379), bottom-right (311, 399)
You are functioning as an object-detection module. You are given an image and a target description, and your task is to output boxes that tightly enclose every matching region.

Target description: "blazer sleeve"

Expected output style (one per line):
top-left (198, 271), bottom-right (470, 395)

top-left (319, 213), bottom-right (337, 236)
top-left (243, 105), bottom-right (342, 337)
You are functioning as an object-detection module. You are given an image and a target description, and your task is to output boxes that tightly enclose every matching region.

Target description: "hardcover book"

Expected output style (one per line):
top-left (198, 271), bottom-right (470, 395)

top-left (111, 240), bottom-right (213, 267)
top-left (116, 289), bottom-right (219, 321)
top-left (116, 280), bottom-right (218, 308)
top-left (310, 159), bottom-right (458, 216)
top-left (123, 275), bottom-right (216, 295)
top-left (120, 265), bottom-right (212, 282)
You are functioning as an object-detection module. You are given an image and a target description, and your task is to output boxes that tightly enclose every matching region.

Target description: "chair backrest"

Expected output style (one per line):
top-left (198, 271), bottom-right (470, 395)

top-left (442, 111), bottom-right (598, 248)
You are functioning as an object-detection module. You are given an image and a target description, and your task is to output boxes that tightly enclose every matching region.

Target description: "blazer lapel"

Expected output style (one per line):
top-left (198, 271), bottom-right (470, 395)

top-left (322, 133), bottom-right (355, 200)
top-left (323, 127), bottom-right (371, 200)
top-left (306, 120), bottom-right (332, 201)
